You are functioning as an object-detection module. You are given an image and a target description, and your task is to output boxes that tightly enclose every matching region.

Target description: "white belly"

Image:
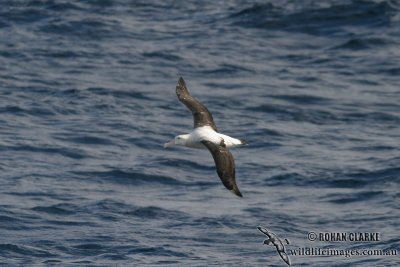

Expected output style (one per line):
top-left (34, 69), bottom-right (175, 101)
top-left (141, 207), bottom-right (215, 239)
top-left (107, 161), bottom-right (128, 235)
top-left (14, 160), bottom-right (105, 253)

top-left (186, 126), bottom-right (243, 149)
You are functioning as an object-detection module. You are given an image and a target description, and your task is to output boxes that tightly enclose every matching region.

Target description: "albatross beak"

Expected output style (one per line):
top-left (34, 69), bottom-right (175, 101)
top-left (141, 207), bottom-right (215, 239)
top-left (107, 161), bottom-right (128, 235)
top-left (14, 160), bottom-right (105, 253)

top-left (163, 139), bottom-right (175, 148)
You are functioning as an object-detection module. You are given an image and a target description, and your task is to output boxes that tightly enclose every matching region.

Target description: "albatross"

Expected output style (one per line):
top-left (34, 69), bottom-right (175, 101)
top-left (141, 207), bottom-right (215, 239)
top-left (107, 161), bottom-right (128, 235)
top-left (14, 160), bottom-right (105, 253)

top-left (164, 77), bottom-right (246, 197)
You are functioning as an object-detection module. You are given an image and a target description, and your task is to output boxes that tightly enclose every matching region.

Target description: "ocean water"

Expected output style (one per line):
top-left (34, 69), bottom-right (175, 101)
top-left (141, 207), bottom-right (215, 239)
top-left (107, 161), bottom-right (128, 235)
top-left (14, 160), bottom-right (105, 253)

top-left (1, 0), bottom-right (399, 266)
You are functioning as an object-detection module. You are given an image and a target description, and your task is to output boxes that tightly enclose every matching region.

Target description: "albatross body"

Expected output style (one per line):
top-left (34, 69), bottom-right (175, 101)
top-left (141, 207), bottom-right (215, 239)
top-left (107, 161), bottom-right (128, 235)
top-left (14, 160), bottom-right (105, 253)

top-left (164, 77), bottom-right (246, 197)
top-left (164, 126), bottom-right (244, 149)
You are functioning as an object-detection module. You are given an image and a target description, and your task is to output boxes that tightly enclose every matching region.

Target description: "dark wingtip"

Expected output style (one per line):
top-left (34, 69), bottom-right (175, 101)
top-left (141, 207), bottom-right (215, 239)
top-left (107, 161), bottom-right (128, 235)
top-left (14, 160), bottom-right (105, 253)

top-left (176, 77), bottom-right (187, 97)
top-left (231, 187), bottom-right (243, 197)
top-left (240, 139), bottom-right (248, 145)
top-left (177, 77), bottom-right (185, 86)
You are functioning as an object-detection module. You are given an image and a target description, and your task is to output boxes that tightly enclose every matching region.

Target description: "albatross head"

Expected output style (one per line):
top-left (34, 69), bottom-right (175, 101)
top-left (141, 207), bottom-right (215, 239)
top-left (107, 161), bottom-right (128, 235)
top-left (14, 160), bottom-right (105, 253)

top-left (163, 134), bottom-right (189, 148)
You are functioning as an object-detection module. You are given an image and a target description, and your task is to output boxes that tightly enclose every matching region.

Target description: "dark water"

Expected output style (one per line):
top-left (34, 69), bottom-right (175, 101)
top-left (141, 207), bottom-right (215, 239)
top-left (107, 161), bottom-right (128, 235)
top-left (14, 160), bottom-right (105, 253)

top-left (1, 0), bottom-right (399, 266)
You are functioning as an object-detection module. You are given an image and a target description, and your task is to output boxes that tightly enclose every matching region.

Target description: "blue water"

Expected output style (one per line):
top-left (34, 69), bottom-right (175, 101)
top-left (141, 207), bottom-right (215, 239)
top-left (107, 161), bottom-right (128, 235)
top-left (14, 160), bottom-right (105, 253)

top-left (1, 0), bottom-right (399, 266)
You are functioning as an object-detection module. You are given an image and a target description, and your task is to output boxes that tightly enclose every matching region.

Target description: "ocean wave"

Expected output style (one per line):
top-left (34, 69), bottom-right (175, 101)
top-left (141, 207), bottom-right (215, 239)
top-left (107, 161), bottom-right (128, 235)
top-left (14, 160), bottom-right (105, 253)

top-left (0, 243), bottom-right (56, 258)
top-left (31, 203), bottom-right (78, 215)
top-left (323, 190), bottom-right (384, 204)
top-left (230, 1), bottom-right (392, 35)
top-left (77, 169), bottom-right (184, 185)
top-left (332, 37), bottom-right (395, 50)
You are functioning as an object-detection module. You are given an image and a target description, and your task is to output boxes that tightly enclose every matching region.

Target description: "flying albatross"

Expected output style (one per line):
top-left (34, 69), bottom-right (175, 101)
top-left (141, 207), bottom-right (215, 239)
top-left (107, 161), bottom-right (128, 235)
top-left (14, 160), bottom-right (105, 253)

top-left (164, 77), bottom-right (246, 197)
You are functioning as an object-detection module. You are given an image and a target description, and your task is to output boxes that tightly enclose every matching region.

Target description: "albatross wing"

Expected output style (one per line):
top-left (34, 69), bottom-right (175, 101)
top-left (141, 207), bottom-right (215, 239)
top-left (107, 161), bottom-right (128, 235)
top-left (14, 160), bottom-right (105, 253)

top-left (176, 77), bottom-right (218, 132)
top-left (201, 140), bottom-right (243, 197)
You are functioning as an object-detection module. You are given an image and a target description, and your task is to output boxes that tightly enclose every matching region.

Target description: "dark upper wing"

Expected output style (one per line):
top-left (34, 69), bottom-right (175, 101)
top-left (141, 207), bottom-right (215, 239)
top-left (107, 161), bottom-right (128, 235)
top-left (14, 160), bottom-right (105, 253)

top-left (176, 77), bottom-right (218, 132)
top-left (257, 227), bottom-right (273, 238)
top-left (201, 140), bottom-right (242, 197)
top-left (277, 250), bottom-right (291, 266)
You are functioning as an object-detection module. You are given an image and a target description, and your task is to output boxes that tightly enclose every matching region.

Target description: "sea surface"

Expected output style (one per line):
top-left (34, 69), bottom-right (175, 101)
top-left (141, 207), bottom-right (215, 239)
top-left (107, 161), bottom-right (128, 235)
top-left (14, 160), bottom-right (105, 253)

top-left (1, 0), bottom-right (399, 266)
